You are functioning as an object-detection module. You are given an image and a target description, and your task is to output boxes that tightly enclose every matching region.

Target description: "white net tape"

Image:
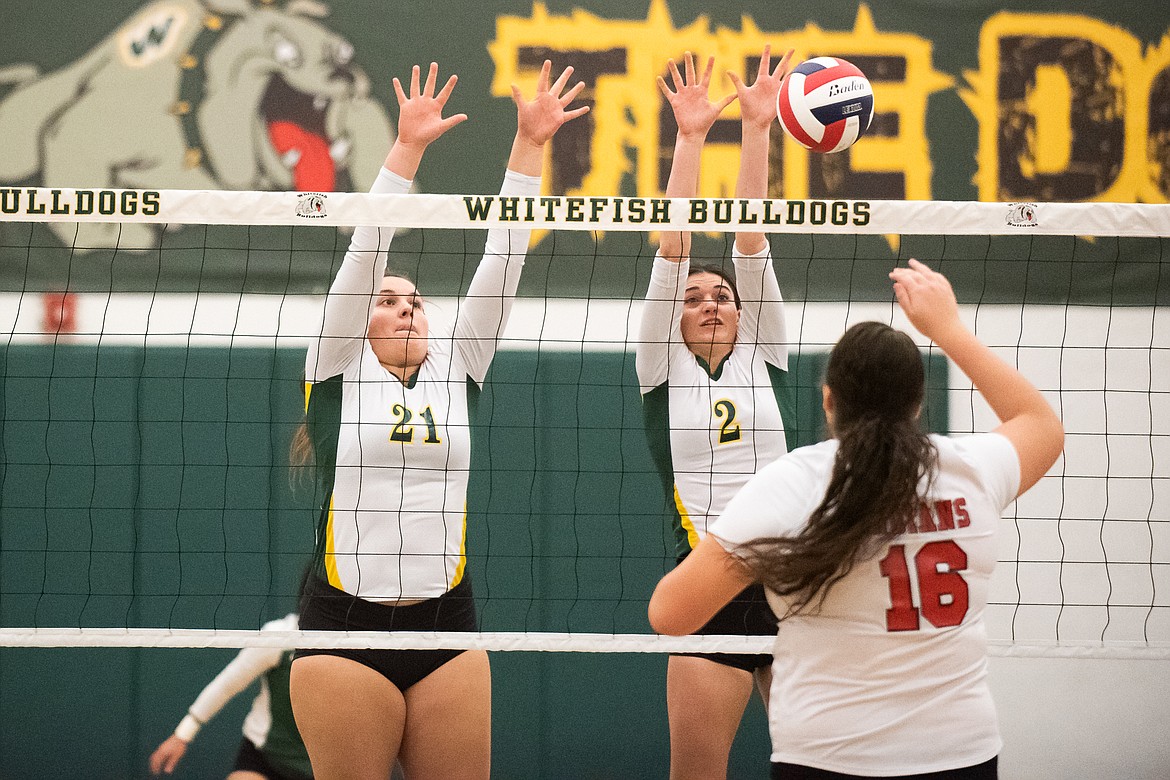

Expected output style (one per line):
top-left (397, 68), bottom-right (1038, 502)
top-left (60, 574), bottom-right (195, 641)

top-left (2, 187), bottom-right (1168, 234)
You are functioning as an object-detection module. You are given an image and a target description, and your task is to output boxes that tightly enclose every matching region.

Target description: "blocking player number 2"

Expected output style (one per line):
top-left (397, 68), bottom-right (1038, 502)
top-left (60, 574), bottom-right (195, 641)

top-left (879, 540), bottom-right (970, 632)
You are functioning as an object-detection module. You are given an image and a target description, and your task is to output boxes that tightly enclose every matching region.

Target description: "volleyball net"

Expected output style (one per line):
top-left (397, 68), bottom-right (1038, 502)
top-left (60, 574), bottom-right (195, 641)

top-left (1, 188), bottom-right (1167, 659)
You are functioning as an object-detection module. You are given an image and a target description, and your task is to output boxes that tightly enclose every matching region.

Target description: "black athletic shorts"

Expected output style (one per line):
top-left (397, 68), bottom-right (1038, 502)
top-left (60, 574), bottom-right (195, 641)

top-left (771, 756), bottom-right (998, 780)
top-left (234, 737), bottom-right (312, 780)
top-left (672, 580), bottom-right (777, 672)
top-left (295, 573), bottom-right (478, 692)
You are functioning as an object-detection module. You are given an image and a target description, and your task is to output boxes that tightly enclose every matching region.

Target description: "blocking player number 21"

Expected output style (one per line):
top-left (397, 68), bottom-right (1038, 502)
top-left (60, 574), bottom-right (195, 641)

top-left (879, 540), bottom-right (970, 632)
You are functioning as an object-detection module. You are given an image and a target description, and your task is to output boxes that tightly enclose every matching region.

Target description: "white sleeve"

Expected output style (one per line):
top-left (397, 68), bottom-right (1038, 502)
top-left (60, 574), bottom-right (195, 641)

top-left (305, 167), bottom-right (412, 382)
top-left (173, 645), bottom-right (284, 742)
top-left (955, 432), bottom-right (1022, 511)
top-left (732, 244), bottom-right (787, 370)
top-left (453, 170), bottom-right (541, 384)
top-left (636, 255), bottom-right (688, 393)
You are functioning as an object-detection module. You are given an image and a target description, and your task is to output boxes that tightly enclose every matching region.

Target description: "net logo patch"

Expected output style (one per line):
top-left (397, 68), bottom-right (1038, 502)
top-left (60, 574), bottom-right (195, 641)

top-left (1005, 202), bottom-right (1038, 228)
top-left (296, 193), bottom-right (328, 218)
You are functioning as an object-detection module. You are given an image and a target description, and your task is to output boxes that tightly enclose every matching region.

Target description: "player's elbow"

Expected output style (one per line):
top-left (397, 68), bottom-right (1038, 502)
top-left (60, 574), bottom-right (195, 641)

top-left (1029, 403), bottom-right (1065, 469)
top-left (1048, 411), bottom-right (1067, 453)
top-left (648, 602), bottom-right (686, 636)
top-left (1038, 410), bottom-right (1066, 474)
top-left (658, 232), bottom-right (689, 263)
top-left (648, 587), bottom-right (697, 636)
top-left (735, 233), bottom-right (767, 256)
top-left (1013, 408), bottom-right (1067, 494)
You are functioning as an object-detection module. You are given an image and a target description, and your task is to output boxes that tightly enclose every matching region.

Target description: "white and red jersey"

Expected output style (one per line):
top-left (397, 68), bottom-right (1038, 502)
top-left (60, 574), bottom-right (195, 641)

top-left (636, 247), bottom-right (793, 559)
top-left (304, 167), bottom-right (538, 600)
top-left (710, 432), bottom-right (1020, 775)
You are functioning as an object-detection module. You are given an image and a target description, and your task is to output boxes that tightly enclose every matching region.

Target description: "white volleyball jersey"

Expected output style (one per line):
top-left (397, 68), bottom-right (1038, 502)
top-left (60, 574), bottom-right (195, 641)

top-left (636, 248), bottom-right (793, 558)
top-left (304, 167), bottom-right (538, 600)
top-left (710, 433), bottom-right (1020, 775)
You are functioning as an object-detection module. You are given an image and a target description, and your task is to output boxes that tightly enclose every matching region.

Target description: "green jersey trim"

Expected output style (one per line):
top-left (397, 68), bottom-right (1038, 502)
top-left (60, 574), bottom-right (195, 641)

top-left (305, 374), bottom-right (344, 586)
top-left (768, 362), bottom-right (800, 453)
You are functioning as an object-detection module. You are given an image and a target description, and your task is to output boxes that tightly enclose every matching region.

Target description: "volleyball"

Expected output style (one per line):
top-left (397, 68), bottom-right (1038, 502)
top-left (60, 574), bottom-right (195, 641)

top-left (776, 57), bottom-right (874, 153)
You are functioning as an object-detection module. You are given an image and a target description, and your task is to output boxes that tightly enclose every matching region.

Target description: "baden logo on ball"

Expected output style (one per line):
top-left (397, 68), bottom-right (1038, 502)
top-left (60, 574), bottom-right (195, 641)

top-left (777, 57), bottom-right (874, 153)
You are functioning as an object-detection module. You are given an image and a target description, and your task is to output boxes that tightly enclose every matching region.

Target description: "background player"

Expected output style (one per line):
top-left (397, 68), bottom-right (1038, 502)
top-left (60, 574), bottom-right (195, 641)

top-left (149, 613), bottom-right (310, 780)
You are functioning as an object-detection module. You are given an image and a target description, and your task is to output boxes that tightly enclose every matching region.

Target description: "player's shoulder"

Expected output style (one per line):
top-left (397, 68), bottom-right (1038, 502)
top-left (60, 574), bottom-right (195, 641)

top-left (717, 440), bottom-right (834, 539)
top-left (754, 439), bottom-right (837, 486)
top-left (934, 431), bottom-right (1016, 468)
top-left (783, 438), bottom-right (838, 468)
top-left (934, 432), bottom-right (1020, 499)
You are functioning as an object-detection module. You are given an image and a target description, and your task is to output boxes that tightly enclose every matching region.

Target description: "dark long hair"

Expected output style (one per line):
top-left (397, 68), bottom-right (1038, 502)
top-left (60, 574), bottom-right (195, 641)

top-left (734, 321), bottom-right (937, 616)
top-left (688, 263), bottom-right (741, 309)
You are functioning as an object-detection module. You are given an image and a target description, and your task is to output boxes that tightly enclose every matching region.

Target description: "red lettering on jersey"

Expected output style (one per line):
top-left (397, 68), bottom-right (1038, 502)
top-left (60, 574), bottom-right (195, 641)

top-left (955, 496), bottom-right (971, 528)
top-left (917, 502), bottom-right (938, 533)
top-left (879, 544), bottom-right (921, 631)
top-left (934, 499), bottom-right (956, 530)
top-left (902, 511), bottom-right (919, 535)
top-left (903, 499), bottom-right (972, 535)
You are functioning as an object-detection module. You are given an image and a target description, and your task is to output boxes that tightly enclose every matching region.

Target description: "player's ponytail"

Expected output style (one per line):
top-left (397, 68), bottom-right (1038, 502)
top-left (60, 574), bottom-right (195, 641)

top-left (288, 374), bottom-right (315, 489)
top-left (289, 421), bottom-right (314, 468)
top-left (734, 321), bottom-right (936, 616)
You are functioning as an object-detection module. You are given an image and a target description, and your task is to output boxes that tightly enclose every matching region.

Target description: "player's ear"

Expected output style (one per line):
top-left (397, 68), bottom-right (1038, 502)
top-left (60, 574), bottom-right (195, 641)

top-left (822, 385), bottom-right (835, 429)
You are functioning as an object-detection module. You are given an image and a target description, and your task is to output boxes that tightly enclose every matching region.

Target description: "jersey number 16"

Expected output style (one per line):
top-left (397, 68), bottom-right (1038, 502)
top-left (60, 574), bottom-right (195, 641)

top-left (879, 540), bottom-right (970, 632)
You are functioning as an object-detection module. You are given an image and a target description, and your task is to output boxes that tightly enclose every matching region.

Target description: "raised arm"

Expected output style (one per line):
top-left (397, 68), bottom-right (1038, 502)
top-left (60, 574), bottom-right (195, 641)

top-left (455, 60), bottom-right (589, 383)
top-left (727, 47), bottom-right (793, 359)
top-left (637, 55), bottom-right (735, 389)
top-left (306, 63), bottom-right (466, 381)
top-left (656, 53), bottom-right (737, 262)
top-left (727, 46), bottom-right (792, 255)
top-left (891, 259), bottom-right (1065, 494)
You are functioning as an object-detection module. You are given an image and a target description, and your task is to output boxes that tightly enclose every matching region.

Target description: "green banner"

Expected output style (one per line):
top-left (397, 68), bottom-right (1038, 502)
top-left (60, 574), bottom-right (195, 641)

top-left (1, 1), bottom-right (1167, 298)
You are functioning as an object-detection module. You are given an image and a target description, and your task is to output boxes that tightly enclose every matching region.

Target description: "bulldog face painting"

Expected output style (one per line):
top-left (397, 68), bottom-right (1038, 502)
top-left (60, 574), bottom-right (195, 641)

top-left (0, 0), bottom-right (393, 249)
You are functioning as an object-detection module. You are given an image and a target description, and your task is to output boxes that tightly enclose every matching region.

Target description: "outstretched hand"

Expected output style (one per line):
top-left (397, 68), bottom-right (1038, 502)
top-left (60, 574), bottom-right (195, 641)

top-left (890, 259), bottom-right (962, 342)
top-left (512, 60), bottom-right (591, 147)
top-left (148, 735), bottom-right (188, 775)
top-left (392, 62), bottom-right (468, 150)
top-left (658, 52), bottom-right (736, 140)
top-left (728, 45), bottom-right (795, 131)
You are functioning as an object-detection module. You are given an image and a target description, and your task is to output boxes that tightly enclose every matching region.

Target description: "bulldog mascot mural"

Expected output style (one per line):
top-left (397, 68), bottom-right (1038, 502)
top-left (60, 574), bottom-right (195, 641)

top-left (0, 0), bottom-right (393, 249)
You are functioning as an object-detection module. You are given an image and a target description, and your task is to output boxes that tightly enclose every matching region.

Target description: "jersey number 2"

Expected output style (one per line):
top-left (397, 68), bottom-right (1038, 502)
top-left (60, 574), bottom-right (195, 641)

top-left (879, 540), bottom-right (969, 632)
top-left (713, 399), bottom-right (742, 444)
